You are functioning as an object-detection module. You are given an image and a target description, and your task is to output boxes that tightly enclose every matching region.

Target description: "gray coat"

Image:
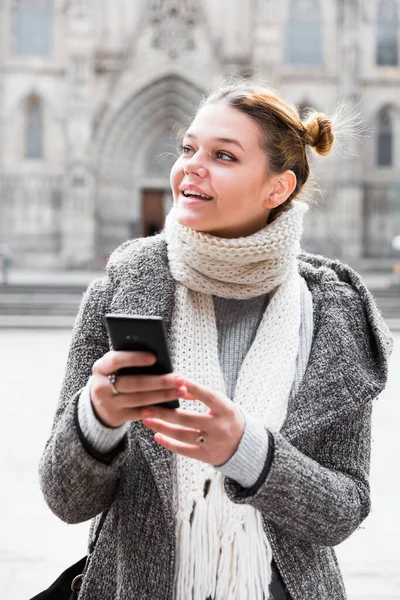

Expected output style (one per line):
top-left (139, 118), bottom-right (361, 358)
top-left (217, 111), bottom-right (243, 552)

top-left (39, 234), bottom-right (393, 600)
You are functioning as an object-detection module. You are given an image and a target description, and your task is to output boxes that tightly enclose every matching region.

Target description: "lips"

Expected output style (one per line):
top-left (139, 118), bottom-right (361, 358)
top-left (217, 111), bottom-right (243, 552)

top-left (180, 184), bottom-right (214, 200)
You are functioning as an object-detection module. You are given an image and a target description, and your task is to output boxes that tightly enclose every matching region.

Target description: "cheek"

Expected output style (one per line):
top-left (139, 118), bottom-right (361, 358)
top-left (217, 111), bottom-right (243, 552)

top-left (220, 171), bottom-right (265, 215)
top-left (170, 159), bottom-right (183, 196)
top-left (219, 174), bottom-right (249, 207)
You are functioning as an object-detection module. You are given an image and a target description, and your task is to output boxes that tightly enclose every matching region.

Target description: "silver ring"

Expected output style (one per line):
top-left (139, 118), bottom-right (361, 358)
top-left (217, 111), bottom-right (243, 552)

top-left (196, 436), bottom-right (206, 444)
top-left (108, 373), bottom-right (120, 396)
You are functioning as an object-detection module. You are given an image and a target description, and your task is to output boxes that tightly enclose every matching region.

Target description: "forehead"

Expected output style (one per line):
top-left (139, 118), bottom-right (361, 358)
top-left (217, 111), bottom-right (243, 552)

top-left (186, 102), bottom-right (262, 150)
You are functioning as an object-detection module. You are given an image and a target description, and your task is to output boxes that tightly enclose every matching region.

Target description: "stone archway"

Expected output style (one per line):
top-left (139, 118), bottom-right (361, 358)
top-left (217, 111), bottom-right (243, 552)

top-left (94, 75), bottom-right (204, 257)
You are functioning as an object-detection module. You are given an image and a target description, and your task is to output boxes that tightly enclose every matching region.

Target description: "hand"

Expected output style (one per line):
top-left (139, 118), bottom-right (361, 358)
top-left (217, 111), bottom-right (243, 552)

top-left (90, 350), bottom-right (183, 428)
top-left (141, 377), bottom-right (245, 467)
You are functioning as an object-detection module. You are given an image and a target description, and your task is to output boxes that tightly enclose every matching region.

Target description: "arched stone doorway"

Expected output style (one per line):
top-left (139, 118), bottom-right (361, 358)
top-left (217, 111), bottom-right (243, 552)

top-left (94, 75), bottom-right (204, 259)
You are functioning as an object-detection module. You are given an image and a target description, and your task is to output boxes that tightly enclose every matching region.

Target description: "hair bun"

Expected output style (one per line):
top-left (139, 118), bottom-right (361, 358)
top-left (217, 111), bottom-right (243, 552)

top-left (303, 113), bottom-right (334, 156)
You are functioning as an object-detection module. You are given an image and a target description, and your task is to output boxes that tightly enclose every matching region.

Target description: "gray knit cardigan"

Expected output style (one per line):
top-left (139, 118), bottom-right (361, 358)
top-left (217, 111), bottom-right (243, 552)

top-left (39, 234), bottom-right (393, 600)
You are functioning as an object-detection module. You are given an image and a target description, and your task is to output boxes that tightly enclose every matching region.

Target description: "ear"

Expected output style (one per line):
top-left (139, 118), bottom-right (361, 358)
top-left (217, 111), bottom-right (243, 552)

top-left (263, 170), bottom-right (297, 208)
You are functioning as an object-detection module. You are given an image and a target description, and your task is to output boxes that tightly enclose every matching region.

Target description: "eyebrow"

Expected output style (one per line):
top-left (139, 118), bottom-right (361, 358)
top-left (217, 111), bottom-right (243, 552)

top-left (185, 133), bottom-right (245, 152)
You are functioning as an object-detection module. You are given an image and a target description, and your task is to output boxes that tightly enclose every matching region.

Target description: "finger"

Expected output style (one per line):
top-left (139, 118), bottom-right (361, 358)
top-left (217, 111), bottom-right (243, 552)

top-left (142, 418), bottom-right (202, 444)
top-left (178, 389), bottom-right (197, 401)
top-left (109, 387), bottom-right (180, 409)
top-left (110, 373), bottom-right (179, 395)
top-left (93, 350), bottom-right (156, 375)
top-left (141, 406), bottom-right (213, 429)
top-left (153, 433), bottom-right (203, 460)
top-left (177, 378), bottom-right (228, 414)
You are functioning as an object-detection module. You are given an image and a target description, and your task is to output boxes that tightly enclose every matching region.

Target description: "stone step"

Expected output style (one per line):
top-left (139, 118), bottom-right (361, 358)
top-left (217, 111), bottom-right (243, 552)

top-left (369, 288), bottom-right (400, 298)
top-left (0, 285), bottom-right (83, 317)
top-left (0, 294), bottom-right (81, 308)
top-left (0, 307), bottom-right (79, 316)
top-left (0, 315), bottom-right (75, 328)
top-left (0, 283), bottom-right (86, 294)
top-left (0, 283), bottom-right (399, 326)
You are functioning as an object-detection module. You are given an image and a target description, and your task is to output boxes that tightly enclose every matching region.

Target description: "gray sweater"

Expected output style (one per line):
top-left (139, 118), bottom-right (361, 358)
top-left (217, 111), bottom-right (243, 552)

top-left (39, 234), bottom-right (393, 600)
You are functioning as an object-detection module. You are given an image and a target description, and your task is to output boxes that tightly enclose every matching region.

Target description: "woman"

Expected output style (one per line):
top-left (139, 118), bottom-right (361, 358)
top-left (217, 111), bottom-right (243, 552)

top-left (39, 82), bottom-right (392, 600)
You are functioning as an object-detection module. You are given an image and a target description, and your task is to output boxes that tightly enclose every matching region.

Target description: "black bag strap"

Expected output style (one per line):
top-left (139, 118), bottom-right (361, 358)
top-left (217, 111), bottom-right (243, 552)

top-left (71, 509), bottom-right (109, 595)
top-left (88, 509), bottom-right (109, 554)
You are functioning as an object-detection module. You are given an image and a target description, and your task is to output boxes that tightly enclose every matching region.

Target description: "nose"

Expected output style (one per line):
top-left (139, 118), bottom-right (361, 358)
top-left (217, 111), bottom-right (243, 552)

top-left (183, 153), bottom-right (207, 177)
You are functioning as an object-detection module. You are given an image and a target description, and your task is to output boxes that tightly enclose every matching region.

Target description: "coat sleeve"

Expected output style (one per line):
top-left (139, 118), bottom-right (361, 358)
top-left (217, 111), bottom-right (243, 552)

top-left (224, 280), bottom-right (392, 547)
top-left (225, 401), bottom-right (372, 546)
top-left (38, 276), bottom-right (130, 524)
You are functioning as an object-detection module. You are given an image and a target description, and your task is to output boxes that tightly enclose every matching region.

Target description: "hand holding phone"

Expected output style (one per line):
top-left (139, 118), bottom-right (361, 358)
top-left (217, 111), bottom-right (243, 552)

top-left (89, 314), bottom-right (180, 428)
top-left (104, 313), bottom-right (179, 409)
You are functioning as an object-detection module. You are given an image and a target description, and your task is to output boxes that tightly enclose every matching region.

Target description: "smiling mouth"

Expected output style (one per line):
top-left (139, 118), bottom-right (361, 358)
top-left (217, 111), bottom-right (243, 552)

top-left (182, 190), bottom-right (213, 200)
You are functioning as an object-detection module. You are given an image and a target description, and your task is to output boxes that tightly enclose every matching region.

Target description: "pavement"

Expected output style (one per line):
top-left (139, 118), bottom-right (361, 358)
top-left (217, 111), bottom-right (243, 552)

top-left (0, 329), bottom-right (399, 599)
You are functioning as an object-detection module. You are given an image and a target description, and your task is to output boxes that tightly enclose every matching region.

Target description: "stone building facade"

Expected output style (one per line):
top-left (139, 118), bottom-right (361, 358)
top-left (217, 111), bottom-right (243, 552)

top-left (0, 0), bottom-right (399, 268)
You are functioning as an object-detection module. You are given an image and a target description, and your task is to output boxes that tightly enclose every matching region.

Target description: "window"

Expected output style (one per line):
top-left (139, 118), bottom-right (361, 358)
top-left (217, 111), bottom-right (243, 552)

top-left (285, 0), bottom-right (323, 66)
top-left (12, 0), bottom-right (53, 57)
top-left (148, 0), bottom-right (198, 58)
top-left (377, 108), bottom-right (393, 167)
top-left (376, 0), bottom-right (399, 66)
top-left (25, 96), bottom-right (43, 160)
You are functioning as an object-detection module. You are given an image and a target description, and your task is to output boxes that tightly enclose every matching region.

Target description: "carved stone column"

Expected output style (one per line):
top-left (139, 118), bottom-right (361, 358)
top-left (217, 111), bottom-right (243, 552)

top-left (0, 0), bottom-right (6, 244)
top-left (60, 0), bottom-right (96, 267)
top-left (337, 0), bottom-right (364, 262)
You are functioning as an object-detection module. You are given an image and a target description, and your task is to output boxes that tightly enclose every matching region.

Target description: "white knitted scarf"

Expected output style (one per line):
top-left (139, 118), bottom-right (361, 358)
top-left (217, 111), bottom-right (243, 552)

top-left (164, 201), bottom-right (308, 600)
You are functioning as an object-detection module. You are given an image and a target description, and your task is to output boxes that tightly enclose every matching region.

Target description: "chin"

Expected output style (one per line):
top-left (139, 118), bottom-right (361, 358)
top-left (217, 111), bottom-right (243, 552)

top-left (174, 206), bottom-right (210, 232)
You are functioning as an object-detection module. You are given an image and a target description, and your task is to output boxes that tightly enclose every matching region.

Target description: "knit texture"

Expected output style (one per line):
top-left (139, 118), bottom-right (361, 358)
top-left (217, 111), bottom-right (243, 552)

top-left (76, 299), bottom-right (272, 482)
top-left (212, 294), bottom-right (270, 490)
top-left (216, 278), bottom-right (314, 488)
top-left (165, 201), bottom-right (308, 299)
top-left (171, 277), bottom-right (301, 599)
top-left (213, 294), bottom-right (268, 399)
top-left (76, 295), bottom-right (267, 457)
top-left (76, 281), bottom-right (313, 494)
top-left (38, 234), bottom-right (393, 600)
top-left (165, 202), bottom-right (307, 600)
top-left (78, 378), bottom-right (129, 453)
top-left (75, 295), bottom-right (270, 464)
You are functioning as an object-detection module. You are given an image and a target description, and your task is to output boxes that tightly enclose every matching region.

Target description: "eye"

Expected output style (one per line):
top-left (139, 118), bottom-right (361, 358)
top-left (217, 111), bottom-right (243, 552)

top-left (180, 144), bottom-right (194, 155)
top-left (216, 151), bottom-right (236, 162)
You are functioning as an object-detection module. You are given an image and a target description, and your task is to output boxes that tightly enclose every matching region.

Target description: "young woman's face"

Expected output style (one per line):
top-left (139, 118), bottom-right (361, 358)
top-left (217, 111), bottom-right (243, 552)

top-left (170, 102), bottom-right (274, 238)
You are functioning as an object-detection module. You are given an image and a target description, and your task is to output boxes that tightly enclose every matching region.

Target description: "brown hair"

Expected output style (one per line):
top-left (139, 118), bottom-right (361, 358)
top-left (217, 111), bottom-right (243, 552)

top-left (200, 82), bottom-right (335, 220)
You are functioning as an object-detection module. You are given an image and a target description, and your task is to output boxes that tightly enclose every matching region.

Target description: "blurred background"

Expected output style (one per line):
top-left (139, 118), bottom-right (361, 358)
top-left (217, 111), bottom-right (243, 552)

top-left (0, 1), bottom-right (399, 599)
top-left (0, 0), bottom-right (400, 270)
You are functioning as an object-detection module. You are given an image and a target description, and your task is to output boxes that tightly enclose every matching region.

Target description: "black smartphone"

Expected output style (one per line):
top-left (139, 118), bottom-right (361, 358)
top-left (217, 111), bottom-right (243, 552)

top-left (104, 313), bottom-right (179, 409)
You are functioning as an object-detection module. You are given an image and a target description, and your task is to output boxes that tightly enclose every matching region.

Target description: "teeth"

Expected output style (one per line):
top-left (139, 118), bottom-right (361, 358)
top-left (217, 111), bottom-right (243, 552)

top-left (183, 190), bottom-right (212, 199)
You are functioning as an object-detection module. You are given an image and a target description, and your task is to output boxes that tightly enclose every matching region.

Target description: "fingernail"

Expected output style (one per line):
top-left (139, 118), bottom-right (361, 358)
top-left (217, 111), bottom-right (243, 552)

top-left (175, 376), bottom-right (185, 386)
top-left (145, 354), bottom-right (156, 364)
top-left (177, 386), bottom-right (187, 395)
